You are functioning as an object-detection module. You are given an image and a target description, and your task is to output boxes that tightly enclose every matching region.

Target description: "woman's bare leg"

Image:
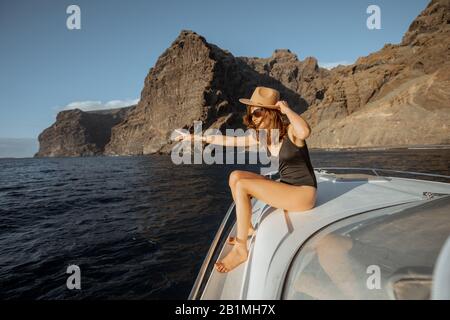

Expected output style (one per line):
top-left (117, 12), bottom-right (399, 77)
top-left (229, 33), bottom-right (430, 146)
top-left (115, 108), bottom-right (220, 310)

top-left (228, 170), bottom-right (268, 240)
top-left (215, 178), bottom-right (317, 272)
top-left (215, 177), bottom-right (253, 272)
top-left (228, 170), bottom-right (269, 201)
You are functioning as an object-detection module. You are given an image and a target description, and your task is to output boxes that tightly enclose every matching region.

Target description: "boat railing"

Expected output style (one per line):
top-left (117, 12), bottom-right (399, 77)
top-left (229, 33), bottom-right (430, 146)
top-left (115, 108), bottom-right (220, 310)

top-left (315, 167), bottom-right (450, 182)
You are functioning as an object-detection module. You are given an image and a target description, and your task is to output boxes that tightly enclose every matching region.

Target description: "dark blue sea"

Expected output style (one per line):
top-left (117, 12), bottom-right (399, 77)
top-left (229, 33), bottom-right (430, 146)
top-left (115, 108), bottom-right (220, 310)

top-left (0, 147), bottom-right (449, 299)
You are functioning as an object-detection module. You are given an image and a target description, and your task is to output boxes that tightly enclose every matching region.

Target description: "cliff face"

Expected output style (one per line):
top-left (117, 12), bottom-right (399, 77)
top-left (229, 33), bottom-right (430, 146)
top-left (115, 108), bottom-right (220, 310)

top-left (237, 50), bottom-right (330, 112)
top-left (36, 0), bottom-right (450, 157)
top-left (298, 0), bottom-right (450, 148)
top-left (104, 31), bottom-right (308, 155)
top-left (35, 106), bottom-right (134, 157)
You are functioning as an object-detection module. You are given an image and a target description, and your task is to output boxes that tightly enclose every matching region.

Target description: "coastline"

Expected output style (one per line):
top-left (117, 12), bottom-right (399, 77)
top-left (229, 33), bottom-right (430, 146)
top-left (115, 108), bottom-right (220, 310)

top-left (2, 144), bottom-right (450, 159)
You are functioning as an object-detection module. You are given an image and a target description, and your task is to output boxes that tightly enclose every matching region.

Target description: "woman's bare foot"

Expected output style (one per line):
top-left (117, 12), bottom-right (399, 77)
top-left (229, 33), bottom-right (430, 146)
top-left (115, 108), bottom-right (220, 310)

top-left (215, 238), bottom-right (248, 273)
top-left (227, 225), bottom-right (255, 245)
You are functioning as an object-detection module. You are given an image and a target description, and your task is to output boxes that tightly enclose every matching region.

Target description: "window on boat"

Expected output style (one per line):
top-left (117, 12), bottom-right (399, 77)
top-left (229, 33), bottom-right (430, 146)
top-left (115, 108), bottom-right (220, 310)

top-left (282, 195), bottom-right (450, 300)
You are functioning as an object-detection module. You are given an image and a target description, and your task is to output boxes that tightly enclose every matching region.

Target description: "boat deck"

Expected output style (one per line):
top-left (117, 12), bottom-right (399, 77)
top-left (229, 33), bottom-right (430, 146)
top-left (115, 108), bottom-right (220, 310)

top-left (198, 169), bottom-right (450, 300)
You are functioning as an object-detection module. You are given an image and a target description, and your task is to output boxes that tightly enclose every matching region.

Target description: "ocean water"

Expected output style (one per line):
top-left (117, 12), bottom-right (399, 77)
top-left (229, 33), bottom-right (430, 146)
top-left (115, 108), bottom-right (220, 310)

top-left (0, 148), bottom-right (449, 299)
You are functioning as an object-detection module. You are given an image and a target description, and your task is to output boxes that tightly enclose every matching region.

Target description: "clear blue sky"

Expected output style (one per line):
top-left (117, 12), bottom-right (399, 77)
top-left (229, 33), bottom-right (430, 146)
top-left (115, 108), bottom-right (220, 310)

top-left (0, 0), bottom-right (429, 153)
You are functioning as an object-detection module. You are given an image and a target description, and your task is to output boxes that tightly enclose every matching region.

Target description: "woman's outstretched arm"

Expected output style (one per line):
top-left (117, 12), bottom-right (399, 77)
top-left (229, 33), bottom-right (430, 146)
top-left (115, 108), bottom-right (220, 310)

top-left (176, 130), bottom-right (259, 147)
top-left (201, 131), bottom-right (259, 147)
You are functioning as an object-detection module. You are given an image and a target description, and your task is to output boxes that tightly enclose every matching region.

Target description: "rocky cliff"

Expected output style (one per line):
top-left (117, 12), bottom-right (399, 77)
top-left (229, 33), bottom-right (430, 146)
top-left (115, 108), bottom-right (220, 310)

top-left (35, 106), bottom-right (134, 157)
top-left (299, 0), bottom-right (450, 148)
top-left (105, 0), bottom-right (450, 154)
top-left (104, 32), bottom-right (307, 155)
top-left (36, 0), bottom-right (450, 157)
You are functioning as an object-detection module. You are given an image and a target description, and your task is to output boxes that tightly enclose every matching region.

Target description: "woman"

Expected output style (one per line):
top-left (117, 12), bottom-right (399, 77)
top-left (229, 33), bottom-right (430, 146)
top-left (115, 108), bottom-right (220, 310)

top-left (176, 86), bottom-right (318, 273)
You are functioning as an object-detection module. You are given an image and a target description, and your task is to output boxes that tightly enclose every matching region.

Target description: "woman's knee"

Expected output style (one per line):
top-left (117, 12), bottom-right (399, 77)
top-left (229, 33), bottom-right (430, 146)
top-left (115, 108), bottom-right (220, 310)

top-left (235, 179), bottom-right (251, 195)
top-left (228, 170), bottom-right (245, 189)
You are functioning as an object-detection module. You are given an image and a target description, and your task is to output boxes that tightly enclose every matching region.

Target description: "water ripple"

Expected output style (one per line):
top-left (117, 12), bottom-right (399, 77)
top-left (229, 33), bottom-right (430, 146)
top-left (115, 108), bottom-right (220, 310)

top-left (0, 149), bottom-right (448, 299)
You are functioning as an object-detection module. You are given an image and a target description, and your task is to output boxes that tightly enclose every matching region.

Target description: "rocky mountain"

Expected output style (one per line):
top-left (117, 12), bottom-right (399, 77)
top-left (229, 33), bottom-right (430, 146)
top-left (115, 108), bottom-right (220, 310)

top-left (104, 32), bottom-right (306, 155)
top-left (300, 0), bottom-right (450, 148)
top-left (35, 106), bottom-right (135, 157)
top-left (36, 0), bottom-right (450, 157)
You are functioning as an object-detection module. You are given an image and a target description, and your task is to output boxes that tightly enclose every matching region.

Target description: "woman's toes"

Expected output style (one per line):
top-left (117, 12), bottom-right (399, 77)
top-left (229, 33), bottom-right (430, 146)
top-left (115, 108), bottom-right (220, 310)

top-left (217, 262), bottom-right (226, 273)
top-left (219, 247), bottom-right (248, 272)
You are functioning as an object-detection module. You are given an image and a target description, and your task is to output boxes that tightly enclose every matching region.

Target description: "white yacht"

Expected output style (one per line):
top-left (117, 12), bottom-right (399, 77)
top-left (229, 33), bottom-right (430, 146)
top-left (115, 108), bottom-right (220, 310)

top-left (189, 167), bottom-right (450, 300)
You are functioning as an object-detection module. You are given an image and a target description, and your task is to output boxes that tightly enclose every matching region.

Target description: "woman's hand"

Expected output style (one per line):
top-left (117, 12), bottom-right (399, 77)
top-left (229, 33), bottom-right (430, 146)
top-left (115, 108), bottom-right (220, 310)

top-left (173, 130), bottom-right (193, 142)
top-left (275, 100), bottom-right (291, 115)
top-left (275, 101), bottom-right (312, 140)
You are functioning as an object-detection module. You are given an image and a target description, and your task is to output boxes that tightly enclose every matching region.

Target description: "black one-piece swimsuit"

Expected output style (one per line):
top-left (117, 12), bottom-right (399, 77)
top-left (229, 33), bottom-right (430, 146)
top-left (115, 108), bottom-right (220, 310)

top-left (276, 134), bottom-right (317, 188)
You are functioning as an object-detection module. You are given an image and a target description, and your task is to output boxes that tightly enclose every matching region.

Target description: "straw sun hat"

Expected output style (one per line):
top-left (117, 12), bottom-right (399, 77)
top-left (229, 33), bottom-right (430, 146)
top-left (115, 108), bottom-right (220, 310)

top-left (238, 86), bottom-right (281, 109)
